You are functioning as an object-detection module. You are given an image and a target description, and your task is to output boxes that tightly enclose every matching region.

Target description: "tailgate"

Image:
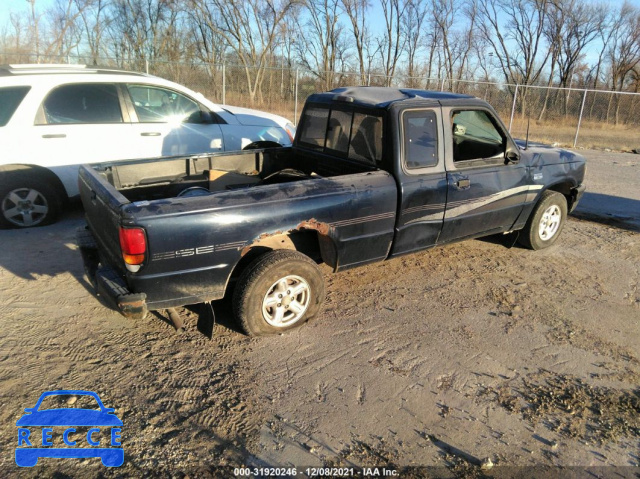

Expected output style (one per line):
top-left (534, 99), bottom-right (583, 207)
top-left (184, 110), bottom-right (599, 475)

top-left (78, 164), bottom-right (130, 273)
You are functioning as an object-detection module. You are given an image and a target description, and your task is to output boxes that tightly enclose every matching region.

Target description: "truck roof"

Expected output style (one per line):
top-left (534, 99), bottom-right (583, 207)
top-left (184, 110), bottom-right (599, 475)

top-left (306, 86), bottom-right (475, 108)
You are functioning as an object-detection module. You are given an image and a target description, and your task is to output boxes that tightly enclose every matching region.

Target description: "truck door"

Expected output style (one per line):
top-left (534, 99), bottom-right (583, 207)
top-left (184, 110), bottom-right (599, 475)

top-left (438, 107), bottom-right (527, 244)
top-left (389, 108), bottom-right (447, 257)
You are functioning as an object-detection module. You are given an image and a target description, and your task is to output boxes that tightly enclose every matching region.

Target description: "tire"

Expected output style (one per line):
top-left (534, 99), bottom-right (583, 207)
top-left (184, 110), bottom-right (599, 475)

top-left (518, 190), bottom-right (568, 250)
top-left (233, 250), bottom-right (325, 336)
top-left (0, 171), bottom-right (62, 229)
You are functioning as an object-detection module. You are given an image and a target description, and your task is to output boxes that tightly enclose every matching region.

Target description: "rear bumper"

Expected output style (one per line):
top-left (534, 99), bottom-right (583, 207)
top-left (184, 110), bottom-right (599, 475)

top-left (76, 227), bottom-right (148, 320)
top-left (96, 266), bottom-right (148, 320)
top-left (570, 184), bottom-right (586, 213)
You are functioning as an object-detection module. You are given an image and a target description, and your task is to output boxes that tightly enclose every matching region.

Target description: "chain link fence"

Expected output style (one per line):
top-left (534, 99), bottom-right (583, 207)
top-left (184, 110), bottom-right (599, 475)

top-left (3, 52), bottom-right (639, 151)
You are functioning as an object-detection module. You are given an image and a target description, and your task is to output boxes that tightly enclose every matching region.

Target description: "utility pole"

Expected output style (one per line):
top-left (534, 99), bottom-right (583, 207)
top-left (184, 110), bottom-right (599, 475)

top-left (27, 0), bottom-right (40, 63)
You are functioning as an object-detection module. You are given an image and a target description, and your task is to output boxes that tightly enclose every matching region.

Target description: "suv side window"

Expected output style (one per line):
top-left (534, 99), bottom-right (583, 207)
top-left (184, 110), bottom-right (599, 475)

top-left (40, 84), bottom-right (122, 124)
top-left (403, 110), bottom-right (438, 169)
top-left (0, 86), bottom-right (31, 126)
top-left (451, 110), bottom-right (505, 163)
top-left (127, 85), bottom-right (203, 123)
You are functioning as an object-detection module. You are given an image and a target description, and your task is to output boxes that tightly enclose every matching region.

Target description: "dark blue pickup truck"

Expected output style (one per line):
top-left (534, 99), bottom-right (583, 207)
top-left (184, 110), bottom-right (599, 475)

top-left (78, 87), bottom-right (585, 336)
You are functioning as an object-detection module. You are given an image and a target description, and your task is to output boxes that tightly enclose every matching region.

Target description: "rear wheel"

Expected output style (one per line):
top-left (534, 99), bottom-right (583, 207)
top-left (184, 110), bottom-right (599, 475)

top-left (0, 172), bottom-right (62, 228)
top-left (518, 190), bottom-right (567, 250)
top-left (233, 250), bottom-right (325, 336)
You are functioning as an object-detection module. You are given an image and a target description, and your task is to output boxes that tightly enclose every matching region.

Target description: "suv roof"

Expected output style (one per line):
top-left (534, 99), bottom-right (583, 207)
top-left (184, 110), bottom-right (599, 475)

top-left (0, 64), bottom-right (148, 77)
top-left (308, 86), bottom-right (475, 108)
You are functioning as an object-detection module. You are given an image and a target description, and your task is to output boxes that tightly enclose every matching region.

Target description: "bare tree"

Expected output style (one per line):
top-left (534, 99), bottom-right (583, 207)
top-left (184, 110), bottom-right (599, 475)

top-left (189, 0), bottom-right (298, 105)
top-left (554, 0), bottom-right (603, 89)
top-left (296, 0), bottom-right (345, 90)
top-left (341, 0), bottom-right (371, 84)
top-left (27, 0), bottom-right (41, 61)
top-left (477, 0), bottom-right (552, 117)
top-left (478, 0), bottom-right (551, 85)
top-left (77, 0), bottom-right (111, 65)
top-left (0, 13), bottom-right (31, 63)
top-left (44, 0), bottom-right (84, 58)
top-left (108, 0), bottom-right (184, 70)
top-left (605, 2), bottom-right (640, 124)
top-left (402, 0), bottom-right (428, 86)
top-left (377, 0), bottom-right (408, 86)
top-left (431, 0), bottom-right (455, 84)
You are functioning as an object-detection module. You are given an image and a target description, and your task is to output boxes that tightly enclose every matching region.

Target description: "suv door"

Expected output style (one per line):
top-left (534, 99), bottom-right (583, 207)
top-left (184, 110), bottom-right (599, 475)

top-left (124, 84), bottom-right (224, 157)
top-left (438, 107), bottom-right (526, 244)
top-left (32, 82), bottom-right (131, 194)
top-left (389, 107), bottom-right (447, 257)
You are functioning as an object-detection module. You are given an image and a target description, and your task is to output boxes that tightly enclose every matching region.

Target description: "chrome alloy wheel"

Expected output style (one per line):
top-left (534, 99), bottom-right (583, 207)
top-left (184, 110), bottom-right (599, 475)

top-left (262, 275), bottom-right (311, 327)
top-left (2, 188), bottom-right (49, 227)
top-left (538, 204), bottom-right (561, 241)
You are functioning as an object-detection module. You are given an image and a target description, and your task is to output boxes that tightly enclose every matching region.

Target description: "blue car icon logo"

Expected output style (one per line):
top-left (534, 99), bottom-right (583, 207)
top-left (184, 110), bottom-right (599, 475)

top-left (16, 390), bottom-right (123, 467)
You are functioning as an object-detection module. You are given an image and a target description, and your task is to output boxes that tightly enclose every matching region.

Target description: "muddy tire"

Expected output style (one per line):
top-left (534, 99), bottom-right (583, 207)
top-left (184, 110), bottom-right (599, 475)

top-left (233, 250), bottom-right (325, 336)
top-left (518, 190), bottom-right (567, 250)
top-left (0, 171), bottom-right (62, 228)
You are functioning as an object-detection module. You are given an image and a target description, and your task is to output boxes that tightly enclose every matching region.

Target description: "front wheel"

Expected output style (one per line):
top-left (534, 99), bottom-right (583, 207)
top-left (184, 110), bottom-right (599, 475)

top-left (518, 190), bottom-right (567, 250)
top-left (233, 250), bottom-right (325, 336)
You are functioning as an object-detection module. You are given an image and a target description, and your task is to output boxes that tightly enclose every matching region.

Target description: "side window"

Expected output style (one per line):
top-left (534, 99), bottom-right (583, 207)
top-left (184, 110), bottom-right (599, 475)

top-left (127, 85), bottom-right (203, 123)
top-left (451, 110), bottom-right (505, 163)
top-left (349, 113), bottom-right (382, 165)
top-left (40, 84), bottom-right (122, 124)
top-left (0, 86), bottom-right (30, 126)
top-left (325, 109), bottom-right (352, 153)
top-left (299, 107), bottom-right (329, 149)
top-left (403, 110), bottom-right (438, 169)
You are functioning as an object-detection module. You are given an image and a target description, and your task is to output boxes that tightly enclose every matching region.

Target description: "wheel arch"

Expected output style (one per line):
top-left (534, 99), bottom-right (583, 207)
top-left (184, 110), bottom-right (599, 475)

top-left (227, 228), bottom-right (338, 289)
top-left (545, 180), bottom-right (575, 210)
top-left (0, 164), bottom-right (68, 203)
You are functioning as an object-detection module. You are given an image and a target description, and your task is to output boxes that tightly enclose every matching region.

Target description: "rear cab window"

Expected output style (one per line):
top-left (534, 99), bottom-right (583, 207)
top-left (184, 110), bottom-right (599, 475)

top-left (0, 86), bottom-right (31, 126)
top-left (297, 105), bottom-right (383, 165)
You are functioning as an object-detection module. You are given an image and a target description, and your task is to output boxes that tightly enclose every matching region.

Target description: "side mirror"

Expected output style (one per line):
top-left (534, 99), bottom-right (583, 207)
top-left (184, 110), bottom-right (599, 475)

top-left (200, 110), bottom-right (214, 124)
top-left (505, 150), bottom-right (519, 164)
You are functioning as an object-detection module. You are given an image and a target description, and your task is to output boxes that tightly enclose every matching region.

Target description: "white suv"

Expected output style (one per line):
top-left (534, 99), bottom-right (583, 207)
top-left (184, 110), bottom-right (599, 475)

top-left (0, 64), bottom-right (296, 228)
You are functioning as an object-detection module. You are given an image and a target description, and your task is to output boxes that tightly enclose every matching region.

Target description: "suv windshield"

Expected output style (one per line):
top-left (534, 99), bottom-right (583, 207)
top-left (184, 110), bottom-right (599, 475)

top-left (0, 86), bottom-right (30, 127)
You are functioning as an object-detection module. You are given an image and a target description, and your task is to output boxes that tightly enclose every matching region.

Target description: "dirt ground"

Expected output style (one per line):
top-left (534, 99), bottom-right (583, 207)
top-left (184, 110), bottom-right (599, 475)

top-left (0, 149), bottom-right (638, 478)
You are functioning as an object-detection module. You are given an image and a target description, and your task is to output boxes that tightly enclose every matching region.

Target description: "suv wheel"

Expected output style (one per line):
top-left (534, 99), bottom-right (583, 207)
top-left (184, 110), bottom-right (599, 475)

top-left (0, 173), bottom-right (61, 228)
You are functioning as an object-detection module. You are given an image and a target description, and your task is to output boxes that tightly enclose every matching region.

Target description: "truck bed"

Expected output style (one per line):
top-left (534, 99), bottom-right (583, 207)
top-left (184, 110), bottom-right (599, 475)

top-left (78, 147), bottom-right (398, 310)
top-left (90, 147), bottom-right (377, 203)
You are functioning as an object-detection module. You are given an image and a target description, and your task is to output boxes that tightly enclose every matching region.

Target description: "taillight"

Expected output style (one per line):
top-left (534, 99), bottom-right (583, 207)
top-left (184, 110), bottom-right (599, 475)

top-left (119, 227), bottom-right (146, 269)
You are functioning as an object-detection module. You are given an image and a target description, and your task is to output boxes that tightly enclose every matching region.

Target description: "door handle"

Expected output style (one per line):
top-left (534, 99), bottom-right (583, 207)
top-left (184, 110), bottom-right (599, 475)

top-left (455, 178), bottom-right (471, 189)
top-left (141, 132), bottom-right (161, 137)
top-left (42, 134), bottom-right (66, 139)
